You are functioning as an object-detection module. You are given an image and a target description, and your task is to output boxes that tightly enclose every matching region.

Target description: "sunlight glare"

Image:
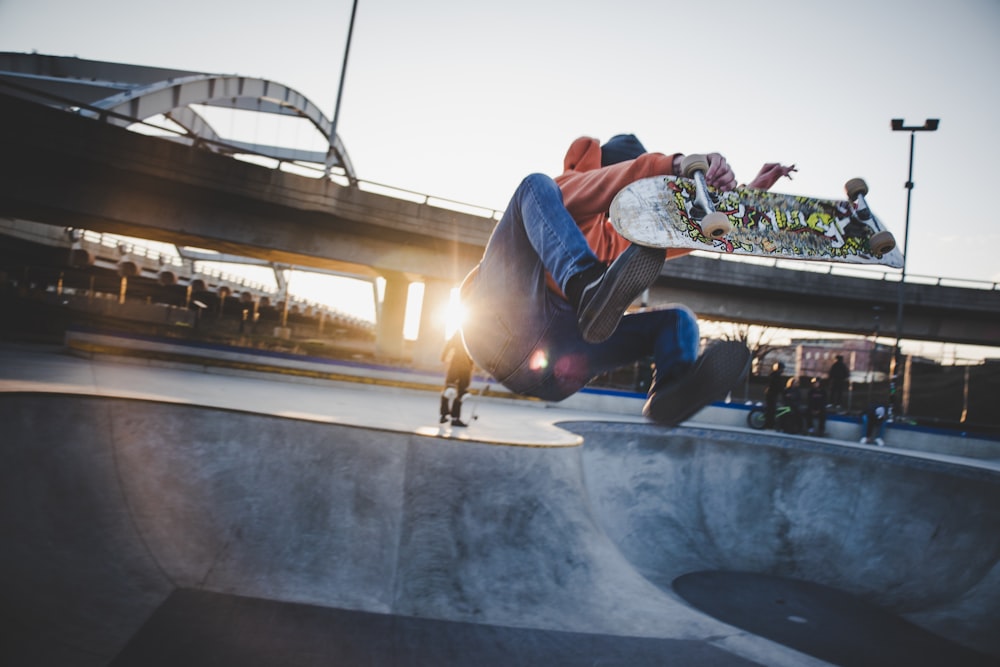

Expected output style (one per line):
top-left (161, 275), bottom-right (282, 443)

top-left (403, 282), bottom-right (424, 341)
top-left (443, 287), bottom-right (466, 340)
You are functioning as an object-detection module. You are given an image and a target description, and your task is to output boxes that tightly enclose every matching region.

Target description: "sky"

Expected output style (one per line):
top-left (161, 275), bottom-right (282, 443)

top-left (1, 0), bottom-right (998, 354)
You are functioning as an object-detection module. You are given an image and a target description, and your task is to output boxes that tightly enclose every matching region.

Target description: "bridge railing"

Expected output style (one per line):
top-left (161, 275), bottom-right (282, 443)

top-left (700, 252), bottom-right (999, 291)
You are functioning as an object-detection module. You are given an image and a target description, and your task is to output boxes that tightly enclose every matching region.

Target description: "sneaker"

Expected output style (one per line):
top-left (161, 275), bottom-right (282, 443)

top-left (643, 341), bottom-right (751, 426)
top-left (577, 244), bottom-right (666, 343)
top-left (439, 414), bottom-right (449, 424)
top-left (451, 419), bottom-right (469, 428)
top-left (875, 437), bottom-right (885, 447)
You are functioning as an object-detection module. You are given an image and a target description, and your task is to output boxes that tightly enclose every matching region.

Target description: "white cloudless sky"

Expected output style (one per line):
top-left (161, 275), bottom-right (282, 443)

top-left (2, 0), bottom-right (998, 351)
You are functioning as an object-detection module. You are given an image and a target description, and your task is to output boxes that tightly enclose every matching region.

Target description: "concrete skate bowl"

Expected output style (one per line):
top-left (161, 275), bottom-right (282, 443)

top-left (1, 392), bottom-right (998, 666)
top-left (570, 421), bottom-right (1000, 666)
top-left (3, 392), bottom-right (769, 667)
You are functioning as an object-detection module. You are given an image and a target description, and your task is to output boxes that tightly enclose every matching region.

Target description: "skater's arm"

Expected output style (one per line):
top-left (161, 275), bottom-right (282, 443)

top-left (747, 163), bottom-right (797, 190)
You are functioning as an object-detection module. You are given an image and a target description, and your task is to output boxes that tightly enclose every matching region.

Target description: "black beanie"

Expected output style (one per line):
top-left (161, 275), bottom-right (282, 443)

top-left (600, 134), bottom-right (647, 166)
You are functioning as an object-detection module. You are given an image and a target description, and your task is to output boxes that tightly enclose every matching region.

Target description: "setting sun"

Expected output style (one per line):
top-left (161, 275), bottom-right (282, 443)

top-left (443, 287), bottom-right (466, 340)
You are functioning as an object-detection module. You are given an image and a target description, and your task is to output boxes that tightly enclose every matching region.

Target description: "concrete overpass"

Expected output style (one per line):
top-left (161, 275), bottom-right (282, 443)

top-left (1, 54), bottom-right (998, 362)
top-left (653, 255), bottom-right (999, 345)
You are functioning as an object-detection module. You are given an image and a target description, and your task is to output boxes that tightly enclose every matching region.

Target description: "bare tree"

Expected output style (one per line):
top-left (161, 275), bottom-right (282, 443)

top-left (715, 323), bottom-right (780, 375)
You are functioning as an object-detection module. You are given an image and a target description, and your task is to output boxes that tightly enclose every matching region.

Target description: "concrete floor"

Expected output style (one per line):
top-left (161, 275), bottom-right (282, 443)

top-left (2, 343), bottom-right (998, 666)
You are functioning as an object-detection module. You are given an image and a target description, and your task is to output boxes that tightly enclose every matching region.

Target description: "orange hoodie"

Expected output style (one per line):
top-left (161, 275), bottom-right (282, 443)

top-left (549, 136), bottom-right (687, 293)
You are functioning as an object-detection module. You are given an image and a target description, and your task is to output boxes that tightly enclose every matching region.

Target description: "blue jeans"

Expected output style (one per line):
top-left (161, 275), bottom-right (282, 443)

top-left (461, 174), bottom-right (699, 402)
top-left (862, 414), bottom-right (886, 440)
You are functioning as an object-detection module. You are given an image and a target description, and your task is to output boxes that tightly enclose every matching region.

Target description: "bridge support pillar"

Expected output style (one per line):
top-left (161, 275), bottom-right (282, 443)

top-left (412, 279), bottom-right (453, 370)
top-left (375, 271), bottom-right (409, 360)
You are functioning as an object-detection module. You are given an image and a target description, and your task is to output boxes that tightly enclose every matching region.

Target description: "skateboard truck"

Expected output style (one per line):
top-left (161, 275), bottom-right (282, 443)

top-left (844, 178), bottom-right (896, 256)
top-left (680, 154), bottom-right (733, 239)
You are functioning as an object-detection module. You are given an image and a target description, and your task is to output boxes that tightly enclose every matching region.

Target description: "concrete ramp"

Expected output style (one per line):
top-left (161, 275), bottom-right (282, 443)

top-left (2, 394), bottom-right (998, 666)
top-left (573, 421), bottom-right (1000, 664)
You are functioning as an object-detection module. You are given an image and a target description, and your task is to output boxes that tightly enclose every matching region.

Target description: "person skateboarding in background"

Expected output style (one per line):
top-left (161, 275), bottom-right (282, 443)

top-left (459, 134), bottom-right (795, 425)
top-left (440, 331), bottom-right (474, 427)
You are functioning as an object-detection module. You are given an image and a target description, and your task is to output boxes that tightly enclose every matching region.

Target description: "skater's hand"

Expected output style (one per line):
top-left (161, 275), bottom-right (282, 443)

top-left (748, 163), bottom-right (797, 191)
top-left (704, 153), bottom-right (737, 190)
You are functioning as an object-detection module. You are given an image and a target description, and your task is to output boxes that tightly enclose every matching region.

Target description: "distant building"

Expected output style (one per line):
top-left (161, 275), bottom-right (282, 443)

top-left (792, 339), bottom-right (893, 383)
top-left (756, 347), bottom-right (796, 376)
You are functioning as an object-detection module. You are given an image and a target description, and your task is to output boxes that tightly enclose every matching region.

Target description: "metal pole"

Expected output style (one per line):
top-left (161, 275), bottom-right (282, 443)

top-left (889, 118), bottom-right (938, 417)
top-left (326, 0), bottom-right (359, 177)
top-left (893, 130), bottom-right (916, 354)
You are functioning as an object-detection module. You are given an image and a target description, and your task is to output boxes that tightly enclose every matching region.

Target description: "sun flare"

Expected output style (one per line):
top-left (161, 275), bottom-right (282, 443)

top-left (443, 287), bottom-right (466, 340)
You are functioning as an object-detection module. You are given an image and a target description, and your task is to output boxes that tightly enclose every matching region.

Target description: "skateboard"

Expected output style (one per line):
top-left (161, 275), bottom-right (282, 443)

top-left (468, 384), bottom-right (490, 421)
top-left (609, 155), bottom-right (903, 268)
top-left (440, 383), bottom-right (489, 426)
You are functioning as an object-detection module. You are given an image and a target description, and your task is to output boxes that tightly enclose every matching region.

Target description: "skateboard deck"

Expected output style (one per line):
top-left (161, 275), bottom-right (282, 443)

top-left (610, 175), bottom-right (903, 268)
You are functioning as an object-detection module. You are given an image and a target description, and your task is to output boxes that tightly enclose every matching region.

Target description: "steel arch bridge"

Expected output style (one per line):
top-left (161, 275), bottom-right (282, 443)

top-left (0, 52), bottom-right (355, 182)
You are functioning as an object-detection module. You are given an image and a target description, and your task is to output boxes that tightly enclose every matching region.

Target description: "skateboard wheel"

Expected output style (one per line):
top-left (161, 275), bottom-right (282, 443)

top-left (681, 154), bottom-right (710, 178)
top-left (701, 211), bottom-right (732, 238)
top-left (845, 178), bottom-right (869, 200)
top-left (869, 230), bottom-right (896, 256)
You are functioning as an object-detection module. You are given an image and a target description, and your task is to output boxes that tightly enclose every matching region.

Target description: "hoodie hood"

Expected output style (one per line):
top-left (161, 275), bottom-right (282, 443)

top-left (562, 136), bottom-right (603, 174)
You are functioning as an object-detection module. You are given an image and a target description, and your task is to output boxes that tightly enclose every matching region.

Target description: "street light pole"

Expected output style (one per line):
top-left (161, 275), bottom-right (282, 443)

top-left (326, 0), bottom-right (360, 178)
top-left (889, 118), bottom-right (939, 416)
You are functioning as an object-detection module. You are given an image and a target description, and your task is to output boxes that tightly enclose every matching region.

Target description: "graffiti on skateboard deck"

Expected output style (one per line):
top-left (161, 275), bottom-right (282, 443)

top-left (610, 154), bottom-right (902, 268)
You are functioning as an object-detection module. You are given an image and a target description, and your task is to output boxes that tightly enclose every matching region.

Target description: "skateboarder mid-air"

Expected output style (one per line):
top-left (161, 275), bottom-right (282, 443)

top-left (458, 134), bottom-right (795, 425)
